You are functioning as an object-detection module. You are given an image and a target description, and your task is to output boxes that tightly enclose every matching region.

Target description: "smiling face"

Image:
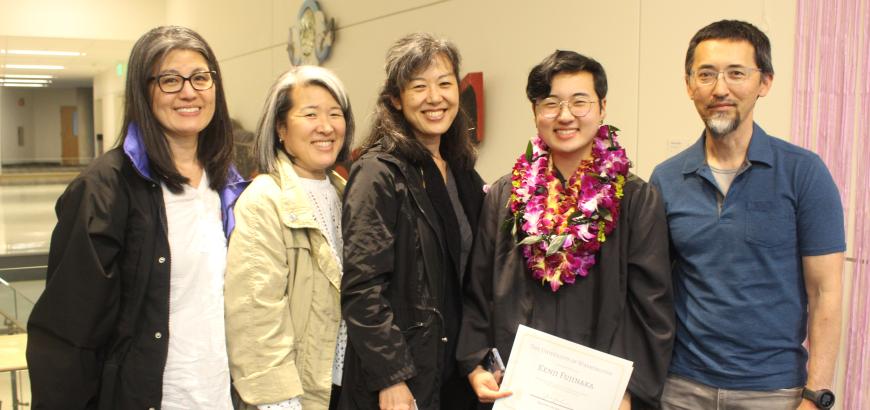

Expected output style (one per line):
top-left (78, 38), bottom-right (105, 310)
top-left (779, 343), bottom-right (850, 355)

top-left (686, 39), bottom-right (771, 139)
top-left (150, 49), bottom-right (216, 142)
top-left (391, 54), bottom-right (459, 144)
top-left (278, 84), bottom-right (346, 179)
top-left (534, 71), bottom-right (606, 173)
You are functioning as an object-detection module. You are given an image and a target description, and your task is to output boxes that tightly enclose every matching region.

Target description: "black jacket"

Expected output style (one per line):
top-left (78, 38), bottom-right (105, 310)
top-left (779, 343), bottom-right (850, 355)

top-left (457, 174), bottom-right (675, 409)
top-left (339, 147), bottom-right (483, 410)
top-left (26, 126), bottom-right (245, 409)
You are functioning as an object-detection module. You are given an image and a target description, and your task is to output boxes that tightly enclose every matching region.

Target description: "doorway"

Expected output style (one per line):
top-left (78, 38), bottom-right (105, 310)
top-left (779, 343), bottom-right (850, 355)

top-left (60, 106), bottom-right (78, 165)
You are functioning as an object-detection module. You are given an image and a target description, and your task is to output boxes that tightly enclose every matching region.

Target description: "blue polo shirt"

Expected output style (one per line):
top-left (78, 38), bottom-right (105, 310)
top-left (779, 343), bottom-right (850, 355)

top-left (650, 123), bottom-right (845, 390)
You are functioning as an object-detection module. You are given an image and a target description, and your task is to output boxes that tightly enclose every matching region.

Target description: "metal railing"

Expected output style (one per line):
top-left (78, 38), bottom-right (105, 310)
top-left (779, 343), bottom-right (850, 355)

top-left (0, 276), bottom-right (36, 334)
top-left (0, 253), bottom-right (45, 335)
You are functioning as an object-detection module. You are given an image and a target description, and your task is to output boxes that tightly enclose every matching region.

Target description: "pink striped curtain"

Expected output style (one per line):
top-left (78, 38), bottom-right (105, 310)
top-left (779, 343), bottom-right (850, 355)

top-left (792, 0), bottom-right (870, 407)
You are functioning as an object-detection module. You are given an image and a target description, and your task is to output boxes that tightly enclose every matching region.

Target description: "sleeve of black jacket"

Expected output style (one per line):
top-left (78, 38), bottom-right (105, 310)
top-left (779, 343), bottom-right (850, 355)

top-left (341, 157), bottom-right (417, 391)
top-left (456, 176), bottom-right (506, 374)
top-left (612, 179), bottom-right (675, 409)
top-left (26, 168), bottom-right (126, 409)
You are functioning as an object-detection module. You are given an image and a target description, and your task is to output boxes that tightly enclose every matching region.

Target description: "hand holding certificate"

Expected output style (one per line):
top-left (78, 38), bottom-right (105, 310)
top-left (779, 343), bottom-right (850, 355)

top-left (492, 325), bottom-right (634, 410)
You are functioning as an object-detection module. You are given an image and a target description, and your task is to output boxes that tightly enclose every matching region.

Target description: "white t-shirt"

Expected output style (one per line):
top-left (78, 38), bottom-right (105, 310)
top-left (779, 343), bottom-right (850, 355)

top-left (160, 172), bottom-right (233, 410)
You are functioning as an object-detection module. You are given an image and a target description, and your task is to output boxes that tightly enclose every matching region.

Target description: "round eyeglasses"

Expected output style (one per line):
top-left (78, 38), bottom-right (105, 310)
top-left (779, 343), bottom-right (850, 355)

top-left (689, 67), bottom-right (762, 86)
top-left (151, 71), bottom-right (216, 93)
top-left (535, 97), bottom-right (598, 119)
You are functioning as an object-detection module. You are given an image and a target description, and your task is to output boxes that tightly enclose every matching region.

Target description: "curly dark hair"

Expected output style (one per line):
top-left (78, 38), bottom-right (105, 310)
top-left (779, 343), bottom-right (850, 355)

top-left (360, 33), bottom-right (476, 170)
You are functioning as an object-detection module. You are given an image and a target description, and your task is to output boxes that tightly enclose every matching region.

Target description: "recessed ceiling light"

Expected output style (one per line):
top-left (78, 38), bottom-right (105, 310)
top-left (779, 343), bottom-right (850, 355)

top-left (2, 64), bottom-right (65, 70)
top-left (0, 83), bottom-right (46, 87)
top-left (0, 74), bottom-right (54, 79)
top-left (0, 49), bottom-right (85, 57)
top-left (0, 79), bottom-right (52, 84)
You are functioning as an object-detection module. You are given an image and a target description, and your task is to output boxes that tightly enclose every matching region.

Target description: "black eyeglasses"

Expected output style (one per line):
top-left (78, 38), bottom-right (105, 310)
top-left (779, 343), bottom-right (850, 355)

top-left (150, 71), bottom-right (216, 93)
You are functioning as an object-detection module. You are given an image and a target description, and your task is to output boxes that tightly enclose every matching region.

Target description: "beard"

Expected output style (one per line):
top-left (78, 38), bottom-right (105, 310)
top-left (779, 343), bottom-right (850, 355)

top-left (705, 111), bottom-right (740, 139)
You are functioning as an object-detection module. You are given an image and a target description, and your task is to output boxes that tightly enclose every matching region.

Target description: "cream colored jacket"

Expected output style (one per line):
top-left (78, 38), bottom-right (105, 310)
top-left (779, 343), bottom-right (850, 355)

top-left (225, 151), bottom-right (345, 410)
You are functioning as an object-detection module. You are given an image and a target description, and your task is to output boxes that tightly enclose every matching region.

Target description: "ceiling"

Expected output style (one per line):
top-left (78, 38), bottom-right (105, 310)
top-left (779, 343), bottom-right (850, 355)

top-left (0, 36), bottom-right (133, 88)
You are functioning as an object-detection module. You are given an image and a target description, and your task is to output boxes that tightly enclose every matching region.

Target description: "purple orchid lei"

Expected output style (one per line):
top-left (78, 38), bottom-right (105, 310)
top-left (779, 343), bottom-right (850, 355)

top-left (509, 125), bottom-right (631, 292)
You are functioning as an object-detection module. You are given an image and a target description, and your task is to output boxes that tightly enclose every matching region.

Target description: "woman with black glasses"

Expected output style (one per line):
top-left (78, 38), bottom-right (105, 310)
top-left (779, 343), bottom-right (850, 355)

top-left (26, 26), bottom-right (245, 410)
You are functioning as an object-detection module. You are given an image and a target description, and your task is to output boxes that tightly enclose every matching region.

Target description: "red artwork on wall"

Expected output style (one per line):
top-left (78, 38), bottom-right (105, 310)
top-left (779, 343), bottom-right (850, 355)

top-left (460, 72), bottom-right (484, 144)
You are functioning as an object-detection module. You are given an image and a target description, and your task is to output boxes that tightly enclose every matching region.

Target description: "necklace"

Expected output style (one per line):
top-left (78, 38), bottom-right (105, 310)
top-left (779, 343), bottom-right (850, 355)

top-left (509, 125), bottom-right (631, 292)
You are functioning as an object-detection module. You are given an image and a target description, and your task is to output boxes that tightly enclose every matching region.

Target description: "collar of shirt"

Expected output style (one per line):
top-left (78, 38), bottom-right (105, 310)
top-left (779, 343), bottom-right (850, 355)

top-left (680, 122), bottom-right (775, 176)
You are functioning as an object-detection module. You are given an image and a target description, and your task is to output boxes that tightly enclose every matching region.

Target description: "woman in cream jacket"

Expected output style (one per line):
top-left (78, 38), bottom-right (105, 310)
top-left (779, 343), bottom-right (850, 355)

top-left (225, 65), bottom-right (354, 410)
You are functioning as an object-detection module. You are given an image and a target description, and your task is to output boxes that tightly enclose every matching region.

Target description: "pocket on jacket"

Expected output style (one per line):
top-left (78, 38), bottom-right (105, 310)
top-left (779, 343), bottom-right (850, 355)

top-left (282, 228), bottom-right (312, 251)
top-left (283, 228), bottom-right (313, 292)
top-left (399, 310), bottom-right (438, 363)
top-left (400, 313), bottom-right (438, 409)
top-left (745, 201), bottom-right (796, 247)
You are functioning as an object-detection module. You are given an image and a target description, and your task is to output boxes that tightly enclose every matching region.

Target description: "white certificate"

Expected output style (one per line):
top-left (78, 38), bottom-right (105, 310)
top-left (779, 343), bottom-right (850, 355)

top-left (493, 325), bottom-right (634, 410)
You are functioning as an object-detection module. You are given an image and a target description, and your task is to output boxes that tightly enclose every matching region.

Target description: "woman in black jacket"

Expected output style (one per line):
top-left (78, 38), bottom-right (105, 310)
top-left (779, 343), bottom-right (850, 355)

top-left (26, 26), bottom-right (245, 409)
top-left (339, 33), bottom-right (483, 410)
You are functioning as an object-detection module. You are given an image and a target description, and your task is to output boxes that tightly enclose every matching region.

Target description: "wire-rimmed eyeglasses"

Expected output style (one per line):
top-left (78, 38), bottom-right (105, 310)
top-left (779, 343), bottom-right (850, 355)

top-left (535, 97), bottom-right (598, 119)
top-left (689, 67), bottom-right (762, 86)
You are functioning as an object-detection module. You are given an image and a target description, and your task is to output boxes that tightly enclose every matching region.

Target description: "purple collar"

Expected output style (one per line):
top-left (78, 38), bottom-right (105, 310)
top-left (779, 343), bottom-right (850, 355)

top-left (122, 123), bottom-right (156, 182)
top-left (121, 122), bottom-right (248, 236)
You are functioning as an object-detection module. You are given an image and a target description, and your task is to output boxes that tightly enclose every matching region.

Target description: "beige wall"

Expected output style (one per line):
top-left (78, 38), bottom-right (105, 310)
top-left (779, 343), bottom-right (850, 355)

top-left (92, 66), bottom-right (127, 150)
top-left (637, 1), bottom-right (795, 178)
top-left (167, 0), bottom-right (795, 183)
top-left (0, 88), bottom-right (36, 164)
top-left (31, 88), bottom-right (77, 163)
top-left (0, 0), bottom-right (165, 40)
top-left (76, 87), bottom-right (95, 163)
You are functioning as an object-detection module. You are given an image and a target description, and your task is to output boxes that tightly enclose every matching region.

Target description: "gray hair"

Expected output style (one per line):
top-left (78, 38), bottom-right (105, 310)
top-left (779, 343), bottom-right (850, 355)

top-left (254, 65), bottom-right (354, 175)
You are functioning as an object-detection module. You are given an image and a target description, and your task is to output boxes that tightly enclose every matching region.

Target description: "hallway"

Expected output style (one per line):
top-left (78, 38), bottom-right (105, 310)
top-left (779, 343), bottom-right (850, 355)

top-left (0, 183), bottom-right (61, 408)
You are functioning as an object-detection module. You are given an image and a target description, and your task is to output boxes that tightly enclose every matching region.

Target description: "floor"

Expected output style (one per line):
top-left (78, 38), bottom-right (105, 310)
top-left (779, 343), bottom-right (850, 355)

top-left (0, 184), bottom-right (64, 256)
top-left (0, 184), bottom-right (63, 408)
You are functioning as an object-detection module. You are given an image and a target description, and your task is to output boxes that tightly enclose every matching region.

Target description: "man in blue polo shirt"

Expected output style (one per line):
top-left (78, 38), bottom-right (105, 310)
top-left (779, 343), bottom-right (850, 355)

top-left (651, 20), bottom-right (845, 409)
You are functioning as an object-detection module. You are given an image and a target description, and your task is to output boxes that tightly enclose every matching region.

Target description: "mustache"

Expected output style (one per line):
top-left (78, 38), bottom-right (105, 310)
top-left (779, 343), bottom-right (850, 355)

top-left (706, 97), bottom-right (737, 109)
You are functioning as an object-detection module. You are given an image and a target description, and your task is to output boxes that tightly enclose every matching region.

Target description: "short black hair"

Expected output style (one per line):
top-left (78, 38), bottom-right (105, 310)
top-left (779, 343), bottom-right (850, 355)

top-left (685, 19), bottom-right (774, 75)
top-left (526, 50), bottom-right (607, 107)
